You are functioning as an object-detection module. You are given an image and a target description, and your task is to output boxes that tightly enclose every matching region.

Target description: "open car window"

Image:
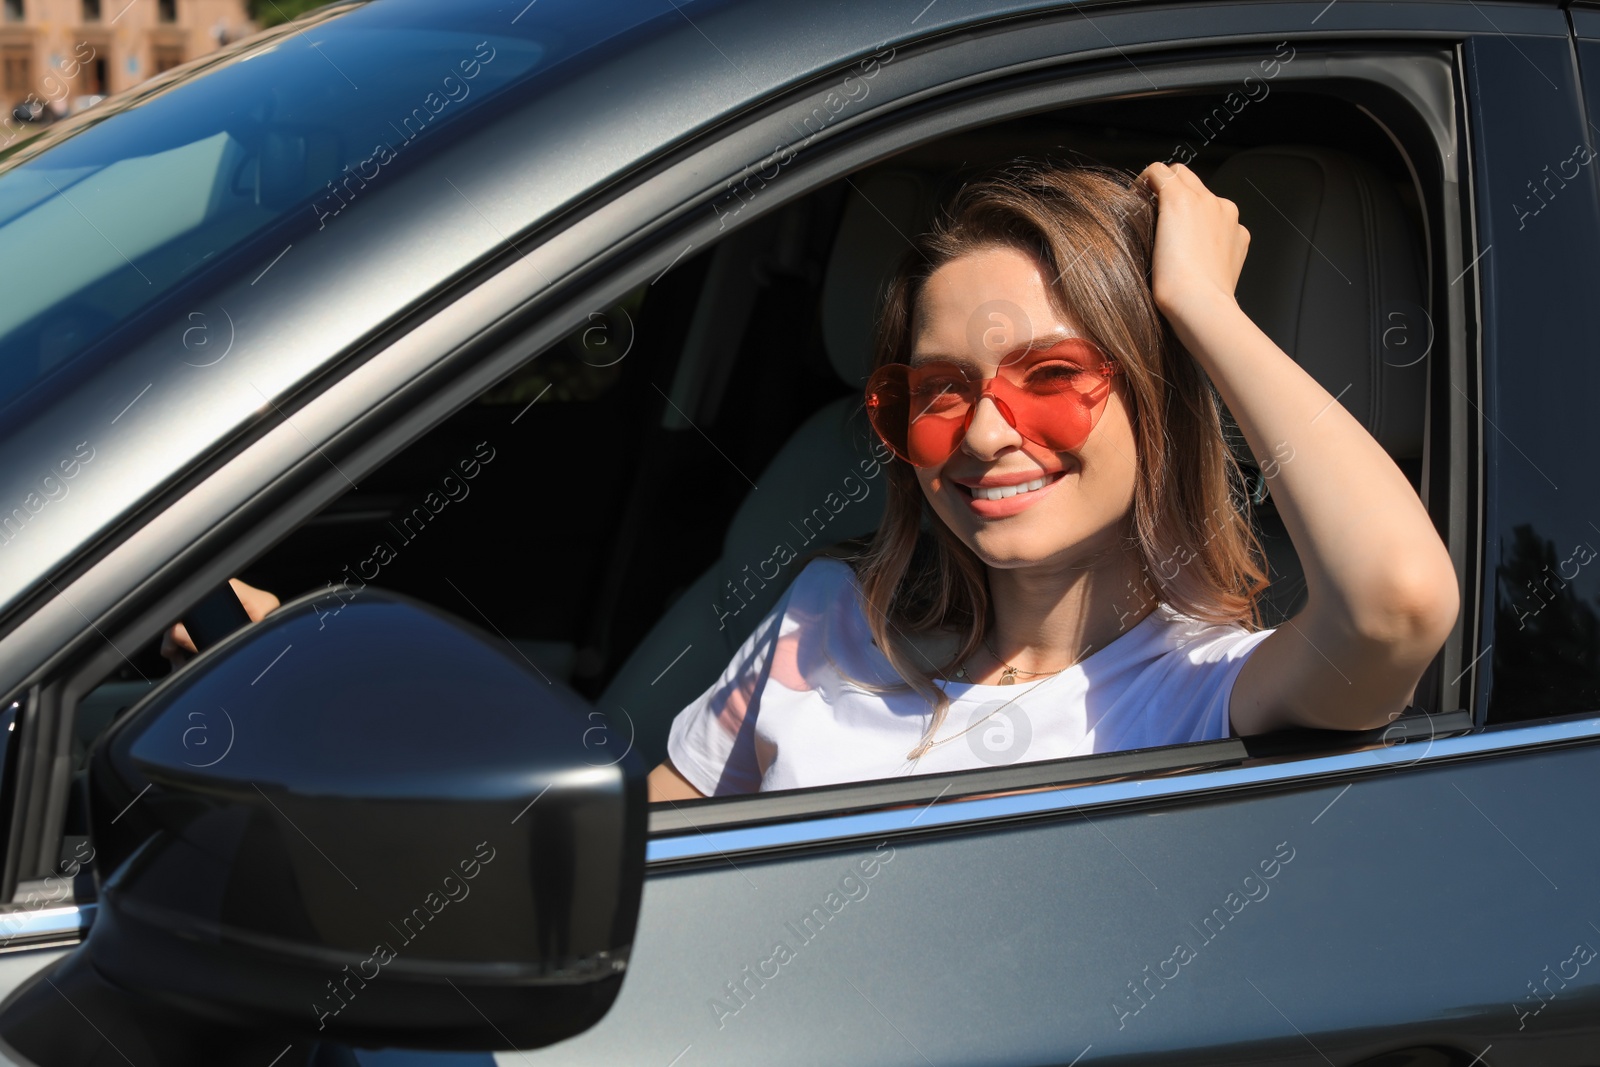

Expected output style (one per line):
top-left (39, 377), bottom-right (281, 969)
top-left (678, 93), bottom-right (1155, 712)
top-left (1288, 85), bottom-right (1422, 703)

top-left (58, 48), bottom-right (1465, 882)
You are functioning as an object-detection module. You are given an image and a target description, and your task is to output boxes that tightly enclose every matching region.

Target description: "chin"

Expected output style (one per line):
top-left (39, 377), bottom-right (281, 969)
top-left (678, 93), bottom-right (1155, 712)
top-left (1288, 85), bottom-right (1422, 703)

top-left (966, 528), bottom-right (1096, 570)
top-left (942, 497), bottom-right (1132, 571)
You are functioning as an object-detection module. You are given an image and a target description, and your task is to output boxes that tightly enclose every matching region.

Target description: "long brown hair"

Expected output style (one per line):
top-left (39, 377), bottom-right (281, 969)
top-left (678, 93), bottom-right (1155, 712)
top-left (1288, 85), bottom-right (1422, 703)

top-left (841, 161), bottom-right (1268, 758)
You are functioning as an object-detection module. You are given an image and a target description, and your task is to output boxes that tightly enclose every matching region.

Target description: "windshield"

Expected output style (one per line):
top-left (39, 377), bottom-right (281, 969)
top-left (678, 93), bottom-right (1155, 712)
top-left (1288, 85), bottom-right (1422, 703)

top-left (0, 0), bottom-right (551, 412)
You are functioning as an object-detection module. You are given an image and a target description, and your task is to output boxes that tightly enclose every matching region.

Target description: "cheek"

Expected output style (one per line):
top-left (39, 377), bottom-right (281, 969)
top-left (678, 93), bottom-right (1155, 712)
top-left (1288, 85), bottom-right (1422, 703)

top-left (1089, 394), bottom-right (1137, 465)
top-left (1097, 453), bottom-right (1140, 515)
top-left (1080, 410), bottom-right (1140, 512)
top-left (916, 468), bottom-right (971, 527)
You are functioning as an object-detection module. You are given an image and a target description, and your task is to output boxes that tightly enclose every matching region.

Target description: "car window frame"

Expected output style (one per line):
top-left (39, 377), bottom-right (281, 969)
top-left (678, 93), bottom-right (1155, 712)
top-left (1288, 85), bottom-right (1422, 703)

top-left (1, 29), bottom-right (1480, 914)
top-left (637, 48), bottom-right (1486, 863)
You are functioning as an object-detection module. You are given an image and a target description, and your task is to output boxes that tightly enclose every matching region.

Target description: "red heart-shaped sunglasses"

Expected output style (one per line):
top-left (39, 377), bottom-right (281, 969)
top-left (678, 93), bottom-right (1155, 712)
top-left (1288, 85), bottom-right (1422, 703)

top-left (864, 337), bottom-right (1122, 467)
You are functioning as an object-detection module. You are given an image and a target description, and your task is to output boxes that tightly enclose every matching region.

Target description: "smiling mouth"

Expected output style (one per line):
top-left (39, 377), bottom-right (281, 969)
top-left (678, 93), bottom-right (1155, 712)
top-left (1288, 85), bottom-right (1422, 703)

top-left (966, 472), bottom-right (1064, 501)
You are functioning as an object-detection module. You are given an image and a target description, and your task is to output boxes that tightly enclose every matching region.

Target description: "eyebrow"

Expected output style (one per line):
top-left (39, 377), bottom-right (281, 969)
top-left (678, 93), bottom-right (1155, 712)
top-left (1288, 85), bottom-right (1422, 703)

top-left (908, 331), bottom-right (1093, 365)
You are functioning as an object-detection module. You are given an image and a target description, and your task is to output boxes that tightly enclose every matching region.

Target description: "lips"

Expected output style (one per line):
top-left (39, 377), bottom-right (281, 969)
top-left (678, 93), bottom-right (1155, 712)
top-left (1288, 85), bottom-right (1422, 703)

top-left (967, 474), bottom-right (1055, 501)
top-left (953, 468), bottom-right (1069, 518)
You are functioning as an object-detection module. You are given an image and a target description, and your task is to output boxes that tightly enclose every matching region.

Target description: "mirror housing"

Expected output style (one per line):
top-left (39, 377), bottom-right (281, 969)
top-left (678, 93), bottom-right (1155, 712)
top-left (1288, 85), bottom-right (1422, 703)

top-left (5, 588), bottom-right (645, 1057)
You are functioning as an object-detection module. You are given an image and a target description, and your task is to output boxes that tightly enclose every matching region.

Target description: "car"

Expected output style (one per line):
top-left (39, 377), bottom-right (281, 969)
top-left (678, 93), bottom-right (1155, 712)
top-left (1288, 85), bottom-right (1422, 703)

top-left (0, 0), bottom-right (1592, 1063)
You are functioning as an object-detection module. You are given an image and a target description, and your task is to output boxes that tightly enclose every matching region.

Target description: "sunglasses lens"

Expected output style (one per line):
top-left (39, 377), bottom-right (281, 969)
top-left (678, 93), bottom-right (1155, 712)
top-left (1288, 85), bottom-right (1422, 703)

top-left (865, 345), bottom-right (1118, 466)
top-left (997, 349), bottom-right (1117, 452)
top-left (866, 363), bottom-right (974, 467)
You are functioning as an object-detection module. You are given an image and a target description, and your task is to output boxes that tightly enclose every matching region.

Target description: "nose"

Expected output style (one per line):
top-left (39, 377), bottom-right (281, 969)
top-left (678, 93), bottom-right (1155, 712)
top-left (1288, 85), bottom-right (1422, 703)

top-left (958, 391), bottom-right (1023, 460)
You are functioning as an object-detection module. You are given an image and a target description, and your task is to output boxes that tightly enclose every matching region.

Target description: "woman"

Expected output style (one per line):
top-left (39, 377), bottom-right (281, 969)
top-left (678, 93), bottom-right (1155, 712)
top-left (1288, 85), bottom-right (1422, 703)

top-left (168, 161), bottom-right (1458, 803)
top-left (648, 160), bottom-right (1458, 800)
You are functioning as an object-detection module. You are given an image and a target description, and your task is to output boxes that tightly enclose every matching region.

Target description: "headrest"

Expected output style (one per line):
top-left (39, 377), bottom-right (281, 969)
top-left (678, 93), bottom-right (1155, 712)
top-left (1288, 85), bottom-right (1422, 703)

top-left (1207, 145), bottom-right (1428, 458)
top-left (821, 170), bottom-right (937, 388)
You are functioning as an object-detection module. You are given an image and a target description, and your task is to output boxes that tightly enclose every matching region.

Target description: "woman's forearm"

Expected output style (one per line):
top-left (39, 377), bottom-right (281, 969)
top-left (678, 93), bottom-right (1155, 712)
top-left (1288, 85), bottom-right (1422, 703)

top-left (1165, 292), bottom-right (1457, 647)
top-left (1134, 160), bottom-right (1458, 731)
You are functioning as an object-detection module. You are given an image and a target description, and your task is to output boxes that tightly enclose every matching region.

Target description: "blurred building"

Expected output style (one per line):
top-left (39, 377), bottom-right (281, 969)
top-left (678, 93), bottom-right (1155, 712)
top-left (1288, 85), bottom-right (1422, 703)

top-left (1, 0), bottom-right (255, 117)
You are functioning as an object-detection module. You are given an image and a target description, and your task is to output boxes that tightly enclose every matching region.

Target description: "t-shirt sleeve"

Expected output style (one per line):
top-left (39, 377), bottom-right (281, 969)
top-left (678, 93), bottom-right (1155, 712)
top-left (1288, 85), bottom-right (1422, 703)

top-left (664, 573), bottom-right (804, 796)
top-left (1179, 625), bottom-right (1277, 742)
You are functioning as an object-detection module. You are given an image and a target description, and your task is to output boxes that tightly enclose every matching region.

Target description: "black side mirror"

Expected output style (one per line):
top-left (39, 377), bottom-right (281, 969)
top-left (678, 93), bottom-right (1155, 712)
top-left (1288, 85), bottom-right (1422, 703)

top-left (0, 588), bottom-right (645, 1064)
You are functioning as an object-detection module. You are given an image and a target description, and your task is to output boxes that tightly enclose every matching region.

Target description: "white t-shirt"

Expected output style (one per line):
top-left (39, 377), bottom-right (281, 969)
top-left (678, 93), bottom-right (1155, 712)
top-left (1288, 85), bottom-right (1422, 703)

top-left (666, 557), bottom-right (1275, 795)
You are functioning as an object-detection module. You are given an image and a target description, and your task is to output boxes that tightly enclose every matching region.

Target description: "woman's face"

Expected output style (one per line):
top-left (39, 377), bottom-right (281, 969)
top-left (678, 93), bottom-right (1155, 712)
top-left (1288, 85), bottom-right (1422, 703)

top-left (910, 244), bottom-right (1139, 573)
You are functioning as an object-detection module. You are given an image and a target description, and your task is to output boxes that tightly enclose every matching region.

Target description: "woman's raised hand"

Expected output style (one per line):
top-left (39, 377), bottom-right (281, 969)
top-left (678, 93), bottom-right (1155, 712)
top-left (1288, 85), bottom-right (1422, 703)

top-left (160, 578), bottom-right (280, 668)
top-left (1136, 161), bottom-right (1250, 323)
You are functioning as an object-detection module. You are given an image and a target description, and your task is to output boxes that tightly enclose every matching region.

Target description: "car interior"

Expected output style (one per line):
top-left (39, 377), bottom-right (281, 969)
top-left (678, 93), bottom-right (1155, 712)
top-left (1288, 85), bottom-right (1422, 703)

top-left (62, 81), bottom-right (1442, 851)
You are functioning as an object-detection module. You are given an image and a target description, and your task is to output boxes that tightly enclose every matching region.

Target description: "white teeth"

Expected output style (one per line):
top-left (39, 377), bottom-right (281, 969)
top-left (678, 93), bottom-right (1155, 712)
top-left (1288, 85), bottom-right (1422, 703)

top-left (971, 475), bottom-right (1053, 501)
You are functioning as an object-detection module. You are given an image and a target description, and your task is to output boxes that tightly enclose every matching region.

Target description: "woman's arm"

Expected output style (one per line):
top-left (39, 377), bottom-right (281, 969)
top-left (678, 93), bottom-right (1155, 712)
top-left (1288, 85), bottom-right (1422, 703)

top-left (648, 759), bottom-right (708, 802)
top-left (1138, 161), bottom-right (1459, 733)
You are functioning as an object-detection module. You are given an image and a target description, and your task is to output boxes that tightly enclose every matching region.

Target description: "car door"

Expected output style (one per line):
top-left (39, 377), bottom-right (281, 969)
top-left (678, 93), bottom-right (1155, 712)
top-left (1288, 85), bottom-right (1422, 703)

top-left (0, 2), bottom-right (1598, 1066)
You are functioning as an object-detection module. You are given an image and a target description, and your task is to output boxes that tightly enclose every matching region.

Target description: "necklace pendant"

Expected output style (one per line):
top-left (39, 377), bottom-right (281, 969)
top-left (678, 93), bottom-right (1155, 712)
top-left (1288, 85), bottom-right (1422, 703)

top-left (999, 667), bottom-right (1017, 685)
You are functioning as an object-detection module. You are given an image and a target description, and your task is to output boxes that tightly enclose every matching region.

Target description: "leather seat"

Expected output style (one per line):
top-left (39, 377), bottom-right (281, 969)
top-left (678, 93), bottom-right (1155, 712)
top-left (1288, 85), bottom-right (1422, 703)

top-left (604, 146), bottom-right (1429, 766)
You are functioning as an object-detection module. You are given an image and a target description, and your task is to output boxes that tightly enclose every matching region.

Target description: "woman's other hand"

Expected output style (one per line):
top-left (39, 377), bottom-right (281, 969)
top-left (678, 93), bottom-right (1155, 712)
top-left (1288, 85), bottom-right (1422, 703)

top-left (1136, 161), bottom-right (1250, 323)
top-left (160, 578), bottom-right (280, 668)
top-left (647, 760), bottom-right (708, 802)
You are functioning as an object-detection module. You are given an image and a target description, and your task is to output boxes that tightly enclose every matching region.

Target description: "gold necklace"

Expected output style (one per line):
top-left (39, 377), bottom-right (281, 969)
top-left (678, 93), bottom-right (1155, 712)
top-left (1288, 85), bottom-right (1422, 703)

top-left (916, 638), bottom-right (1095, 760)
top-left (951, 637), bottom-right (1074, 685)
top-left (916, 683), bottom-right (1037, 754)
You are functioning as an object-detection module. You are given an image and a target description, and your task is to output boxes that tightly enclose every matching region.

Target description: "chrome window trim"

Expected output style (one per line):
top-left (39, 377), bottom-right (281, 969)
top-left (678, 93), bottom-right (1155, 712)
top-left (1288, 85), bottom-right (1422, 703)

top-left (0, 903), bottom-right (92, 953)
top-left (646, 715), bottom-right (1600, 864)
